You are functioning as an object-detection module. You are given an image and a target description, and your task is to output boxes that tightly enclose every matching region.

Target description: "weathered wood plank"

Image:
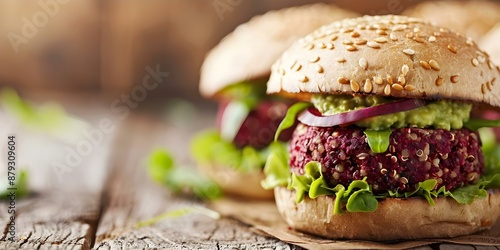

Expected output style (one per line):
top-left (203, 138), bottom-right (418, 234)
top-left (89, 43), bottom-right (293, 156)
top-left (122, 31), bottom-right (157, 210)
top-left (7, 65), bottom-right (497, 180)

top-left (0, 104), bottom-right (113, 249)
top-left (94, 114), bottom-right (301, 249)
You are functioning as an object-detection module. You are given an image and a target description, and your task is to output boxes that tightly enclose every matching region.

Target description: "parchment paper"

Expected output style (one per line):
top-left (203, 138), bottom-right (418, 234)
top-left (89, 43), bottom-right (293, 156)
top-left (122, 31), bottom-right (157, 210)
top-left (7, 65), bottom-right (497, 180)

top-left (211, 198), bottom-right (500, 249)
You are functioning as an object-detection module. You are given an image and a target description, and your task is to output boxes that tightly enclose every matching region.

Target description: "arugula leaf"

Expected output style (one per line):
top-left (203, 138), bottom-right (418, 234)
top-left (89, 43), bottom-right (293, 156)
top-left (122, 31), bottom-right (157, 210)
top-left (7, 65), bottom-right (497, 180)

top-left (0, 169), bottom-right (29, 199)
top-left (191, 130), bottom-right (286, 173)
top-left (147, 148), bottom-right (222, 200)
top-left (364, 129), bottom-right (392, 153)
top-left (218, 80), bottom-right (267, 101)
top-left (274, 102), bottom-right (311, 142)
top-left (0, 88), bottom-right (88, 136)
top-left (464, 118), bottom-right (500, 131)
top-left (136, 206), bottom-right (220, 228)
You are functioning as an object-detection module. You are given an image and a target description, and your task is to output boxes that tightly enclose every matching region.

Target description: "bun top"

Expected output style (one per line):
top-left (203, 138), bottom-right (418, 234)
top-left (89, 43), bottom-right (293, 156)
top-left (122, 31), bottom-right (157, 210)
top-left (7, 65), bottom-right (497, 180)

top-left (403, 0), bottom-right (500, 41)
top-left (267, 15), bottom-right (500, 107)
top-left (199, 4), bottom-right (358, 98)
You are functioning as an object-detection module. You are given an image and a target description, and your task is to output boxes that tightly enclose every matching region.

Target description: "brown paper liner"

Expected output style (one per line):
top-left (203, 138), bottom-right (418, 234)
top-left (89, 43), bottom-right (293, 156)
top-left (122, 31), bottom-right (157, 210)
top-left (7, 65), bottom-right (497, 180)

top-left (211, 197), bottom-right (500, 249)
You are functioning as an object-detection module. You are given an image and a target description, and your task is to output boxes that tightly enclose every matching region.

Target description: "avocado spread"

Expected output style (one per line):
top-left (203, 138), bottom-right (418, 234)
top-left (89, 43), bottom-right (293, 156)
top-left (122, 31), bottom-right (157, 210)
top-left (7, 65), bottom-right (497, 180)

top-left (311, 95), bottom-right (472, 130)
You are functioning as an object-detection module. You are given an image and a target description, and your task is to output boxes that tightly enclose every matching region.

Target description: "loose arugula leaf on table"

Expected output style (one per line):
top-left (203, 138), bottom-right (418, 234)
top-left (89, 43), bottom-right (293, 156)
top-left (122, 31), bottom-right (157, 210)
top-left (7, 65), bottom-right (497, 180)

top-left (147, 148), bottom-right (222, 200)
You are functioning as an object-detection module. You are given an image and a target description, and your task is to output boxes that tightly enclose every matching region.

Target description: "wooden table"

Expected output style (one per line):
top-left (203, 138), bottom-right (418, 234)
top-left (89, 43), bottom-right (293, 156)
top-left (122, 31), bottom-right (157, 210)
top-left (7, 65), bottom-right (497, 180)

top-left (0, 97), bottom-right (497, 249)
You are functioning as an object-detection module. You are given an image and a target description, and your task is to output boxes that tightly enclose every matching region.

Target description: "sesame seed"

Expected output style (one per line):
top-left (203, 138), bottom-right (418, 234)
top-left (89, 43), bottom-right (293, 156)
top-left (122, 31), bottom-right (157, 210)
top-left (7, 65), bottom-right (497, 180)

top-left (306, 43), bottom-right (314, 50)
top-left (392, 83), bottom-right (404, 91)
top-left (434, 32), bottom-right (441, 37)
top-left (338, 77), bottom-right (349, 84)
top-left (364, 79), bottom-right (373, 93)
top-left (406, 32), bottom-right (414, 38)
top-left (488, 61), bottom-right (494, 70)
top-left (404, 85), bottom-right (416, 91)
top-left (367, 41), bottom-right (381, 48)
top-left (387, 75), bottom-right (393, 85)
top-left (326, 42), bottom-right (334, 50)
top-left (316, 65), bottom-right (324, 73)
top-left (472, 58), bottom-right (479, 66)
top-left (429, 60), bottom-right (440, 71)
top-left (336, 57), bottom-right (346, 63)
top-left (346, 45), bottom-right (357, 51)
top-left (466, 38), bottom-right (474, 46)
top-left (377, 30), bottom-right (388, 35)
top-left (299, 75), bottom-right (308, 82)
top-left (420, 61), bottom-right (431, 70)
top-left (308, 56), bottom-right (320, 63)
top-left (482, 84), bottom-right (486, 94)
top-left (478, 56), bottom-right (486, 63)
top-left (355, 39), bottom-right (367, 45)
top-left (389, 33), bottom-right (398, 41)
top-left (330, 35), bottom-right (338, 41)
top-left (343, 40), bottom-right (354, 45)
top-left (447, 44), bottom-right (457, 53)
top-left (384, 84), bottom-right (391, 95)
top-left (359, 58), bottom-right (368, 70)
top-left (413, 27), bottom-right (421, 33)
top-left (351, 32), bottom-right (360, 38)
top-left (317, 42), bottom-right (326, 49)
top-left (492, 77), bottom-right (497, 86)
top-left (289, 60), bottom-right (297, 70)
top-left (374, 37), bottom-right (388, 43)
top-left (413, 37), bottom-right (424, 43)
top-left (373, 76), bottom-right (383, 85)
top-left (435, 77), bottom-right (443, 86)
top-left (340, 27), bottom-right (354, 33)
top-left (428, 36), bottom-right (436, 42)
top-left (487, 81), bottom-right (492, 91)
top-left (350, 80), bottom-right (360, 92)
top-left (392, 24), bottom-right (406, 32)
top-left (451, 75), bottom-right (459, 83)
top-left (402, 64), bottom-right (409, 76)
top-left (398, 74), bottom-right (406, 85)
top-left (401, 177), bottom-right (408, 184)
top-left (403, 49), bottom-right (415, 55)
top-left (292, 64), bottom-right (302, 71)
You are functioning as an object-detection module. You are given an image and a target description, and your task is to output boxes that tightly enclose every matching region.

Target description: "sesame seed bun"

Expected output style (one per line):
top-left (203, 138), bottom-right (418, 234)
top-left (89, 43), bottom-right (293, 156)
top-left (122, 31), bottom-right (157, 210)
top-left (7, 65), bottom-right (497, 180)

top-left (199, 4), bottom-right (358, 98)
top-left (480, 24), bottom-right (500, 67)
top-left (275, 187), bottom-right (500, 241)
top-left (267, 15), bottom-right (500, 107)
top-left (402, 0), bottom-right (500, 41)
top-left (199, 164), bottom-right (273, 200)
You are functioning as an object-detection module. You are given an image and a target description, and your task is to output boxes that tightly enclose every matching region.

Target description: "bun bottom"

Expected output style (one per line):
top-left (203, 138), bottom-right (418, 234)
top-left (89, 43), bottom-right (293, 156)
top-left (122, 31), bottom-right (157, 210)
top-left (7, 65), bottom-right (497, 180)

top-left (199, 164), bottom-right (274, 200)
top-left (274, 187), bottom-right (500, 241)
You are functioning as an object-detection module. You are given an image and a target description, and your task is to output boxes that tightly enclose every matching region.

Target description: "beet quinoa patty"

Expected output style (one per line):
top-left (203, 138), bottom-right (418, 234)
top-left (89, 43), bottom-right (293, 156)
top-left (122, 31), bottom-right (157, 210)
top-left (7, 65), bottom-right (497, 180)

top-left (218, 101), bottom-right (293, 149)
top-left (289, 123), bottom-right (484, 194)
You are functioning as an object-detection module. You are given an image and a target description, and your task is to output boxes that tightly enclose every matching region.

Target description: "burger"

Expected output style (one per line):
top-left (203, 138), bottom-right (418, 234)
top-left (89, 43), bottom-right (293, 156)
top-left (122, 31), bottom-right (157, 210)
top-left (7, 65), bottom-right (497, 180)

top-left (402, 0), bottom-right (500, 41)
top-left (262, 15), bottom-right (500, 240)
top-left (191, 4), bottom-right (358, 199)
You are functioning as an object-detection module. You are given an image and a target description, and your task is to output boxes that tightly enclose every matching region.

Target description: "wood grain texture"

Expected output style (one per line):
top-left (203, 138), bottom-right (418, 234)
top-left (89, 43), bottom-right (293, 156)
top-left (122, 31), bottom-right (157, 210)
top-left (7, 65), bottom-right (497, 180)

top-left (0, 105), bottom-right (112, 250)
top-left (94, 114), bottom-right (300, 249)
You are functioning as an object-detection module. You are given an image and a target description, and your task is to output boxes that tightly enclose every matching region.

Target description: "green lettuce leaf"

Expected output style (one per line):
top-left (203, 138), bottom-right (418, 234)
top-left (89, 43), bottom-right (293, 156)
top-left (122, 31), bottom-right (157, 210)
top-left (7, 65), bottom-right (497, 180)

top-left (147, 148), bottom-right (222, 200)
top-left (261, 142), bottom-right (290, 189)
top-left (364, 129), bottom-right (392, 153)
top-left (191, 130), bottom-right (287, 173)
top-left (274, 102), bottom-right (311, 141)
top-left (464, 118), bottom-right (500, 131)
top-left (0, 169), bottom-right (29, 199)
top-left (479, 128), bottom-right (500, 175)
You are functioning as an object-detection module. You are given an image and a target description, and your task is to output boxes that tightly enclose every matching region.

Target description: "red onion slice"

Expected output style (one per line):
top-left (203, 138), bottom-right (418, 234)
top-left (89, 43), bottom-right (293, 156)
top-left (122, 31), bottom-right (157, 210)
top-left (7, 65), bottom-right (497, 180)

top-left (298, 99), bottom-right (427, 127)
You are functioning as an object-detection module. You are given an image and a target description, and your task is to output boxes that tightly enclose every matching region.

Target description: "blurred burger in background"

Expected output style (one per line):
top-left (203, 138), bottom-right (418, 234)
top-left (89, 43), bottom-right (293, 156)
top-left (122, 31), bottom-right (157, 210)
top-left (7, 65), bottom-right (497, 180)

top-left (191, 3), bottom-right (358, 199)
top-left (481, 24), bottom-right (500, 66)
top-left (402, 0), bottom-right (500, 41)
